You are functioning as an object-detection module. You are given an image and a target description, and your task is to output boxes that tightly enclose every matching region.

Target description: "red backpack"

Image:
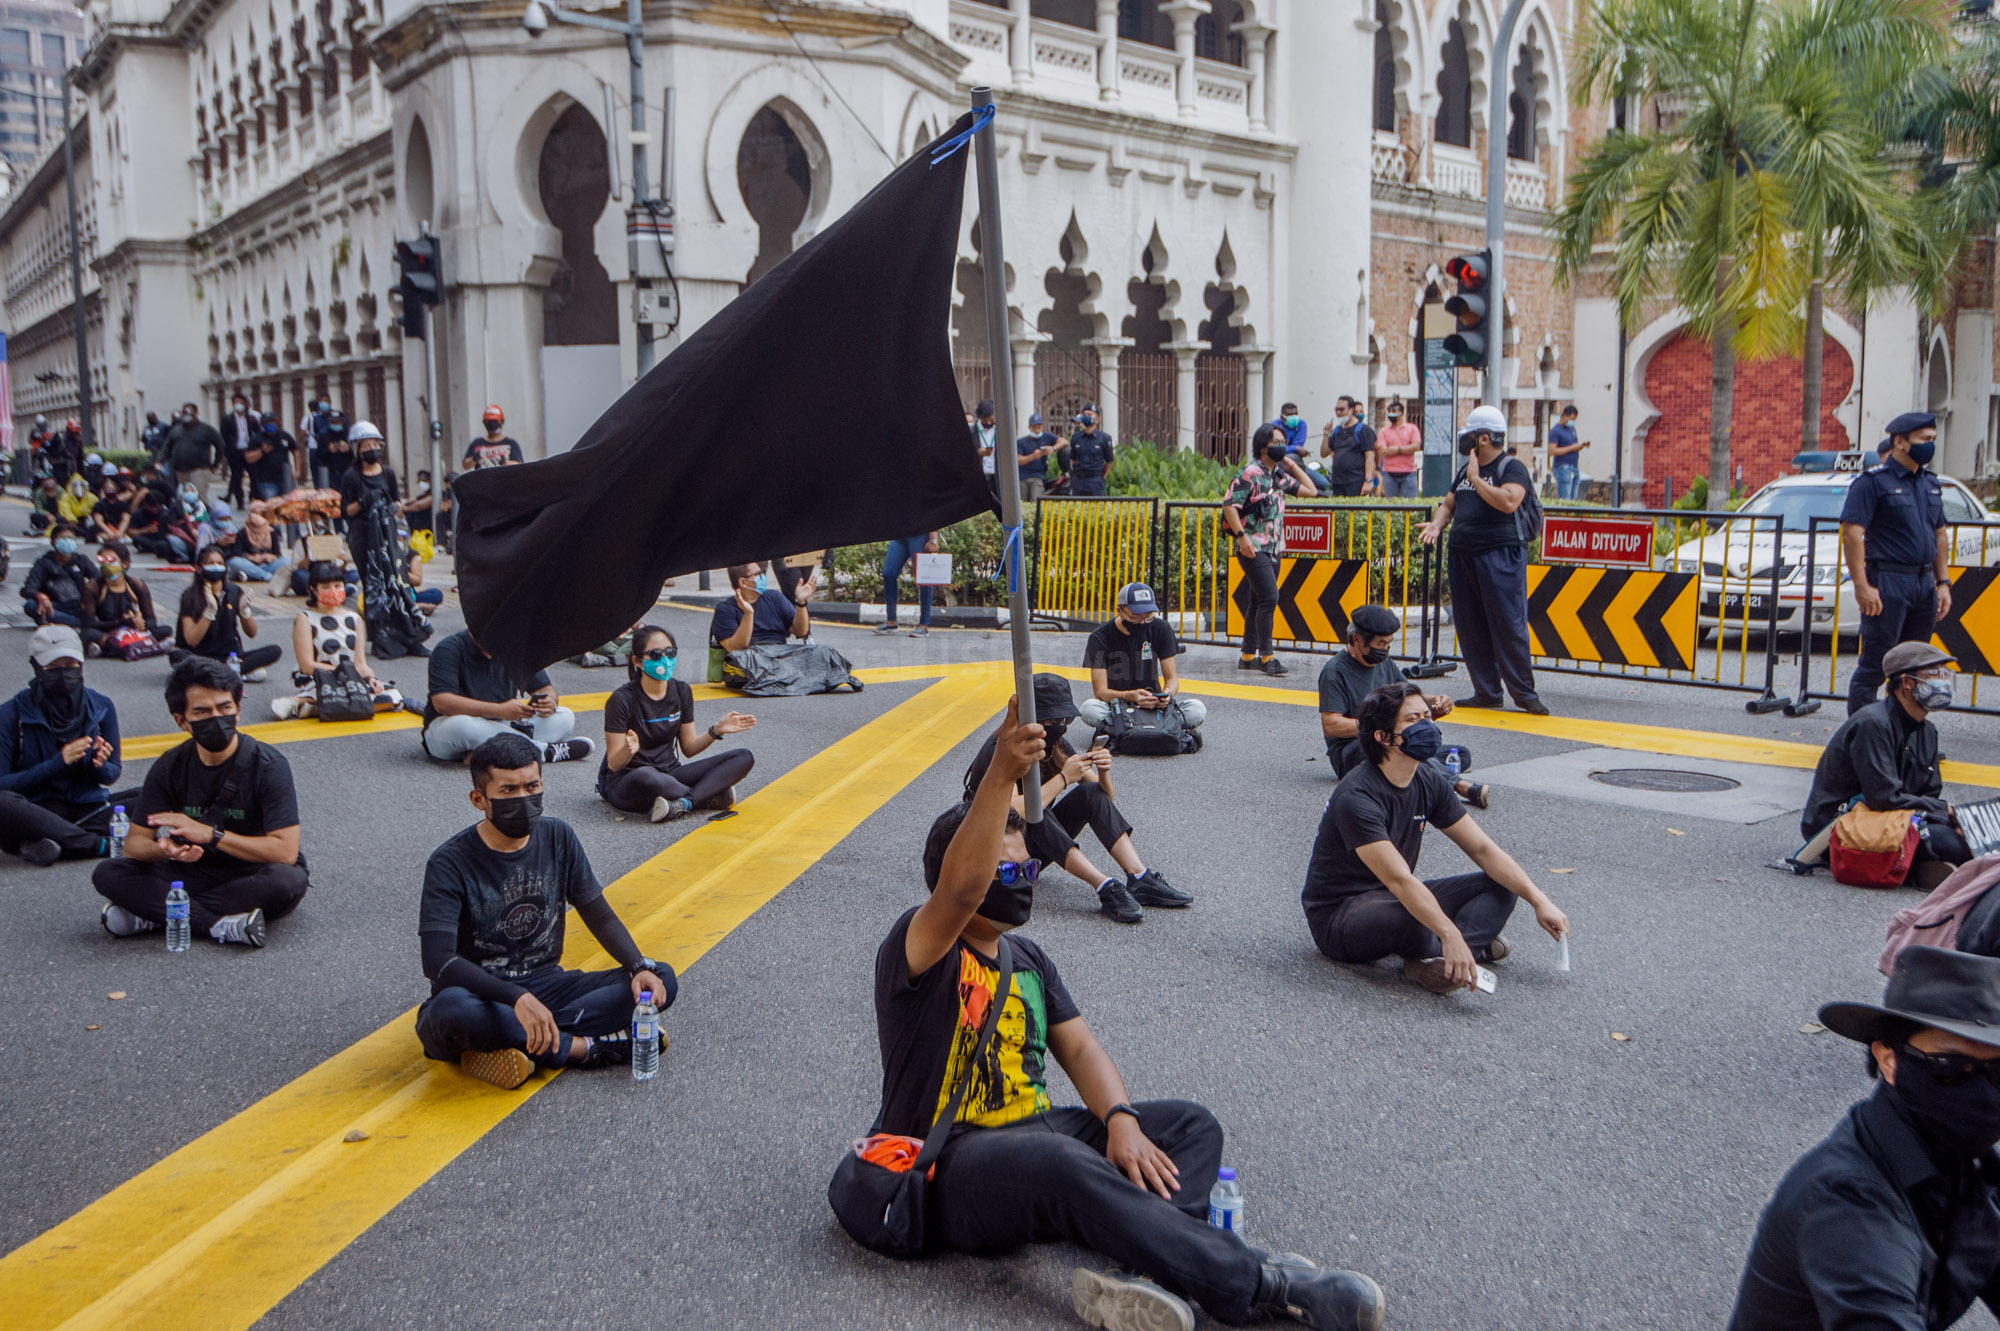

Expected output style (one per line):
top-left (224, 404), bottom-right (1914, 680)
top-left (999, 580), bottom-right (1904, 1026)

top-left (1829, 806), bottom-right (1920, 888)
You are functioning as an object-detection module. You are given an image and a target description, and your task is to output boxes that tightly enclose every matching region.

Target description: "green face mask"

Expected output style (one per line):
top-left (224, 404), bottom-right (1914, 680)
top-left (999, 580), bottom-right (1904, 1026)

top-left (641, 655), bottom-right (676, 681)
top-left (1283, 415), bottom-right (1301, 429)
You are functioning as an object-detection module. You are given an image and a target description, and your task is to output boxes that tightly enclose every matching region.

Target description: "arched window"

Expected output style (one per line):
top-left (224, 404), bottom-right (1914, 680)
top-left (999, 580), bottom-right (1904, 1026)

top-left (1373, 0), bottom-right (1395, 132)
top-left (1507, 45), bottom-right (1535, 160)
top-left (1436, 19), bottom-right (1471, 147)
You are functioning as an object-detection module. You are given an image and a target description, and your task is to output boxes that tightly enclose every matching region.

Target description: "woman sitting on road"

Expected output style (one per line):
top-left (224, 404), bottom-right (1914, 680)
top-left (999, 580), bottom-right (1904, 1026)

top-left (599, 625), bottom-right (756, 823)
top-left (171, 544), bottom-right (282, 679)
top-left (79, 541), bottom-right (168, 657)
top-left (271, 561), bottom-right (413, 719)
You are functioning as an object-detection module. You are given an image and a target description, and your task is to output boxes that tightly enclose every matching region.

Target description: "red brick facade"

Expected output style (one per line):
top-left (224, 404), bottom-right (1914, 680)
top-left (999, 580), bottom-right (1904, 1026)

top-left (1637, 333), bottom-right (1854, 506)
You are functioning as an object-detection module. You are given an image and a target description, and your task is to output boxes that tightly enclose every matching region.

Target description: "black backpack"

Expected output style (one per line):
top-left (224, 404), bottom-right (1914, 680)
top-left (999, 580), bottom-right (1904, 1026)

top-left (313, 661), bottom-right (375, 722)
top-left (1094, 702), bottom-right (1201, 757)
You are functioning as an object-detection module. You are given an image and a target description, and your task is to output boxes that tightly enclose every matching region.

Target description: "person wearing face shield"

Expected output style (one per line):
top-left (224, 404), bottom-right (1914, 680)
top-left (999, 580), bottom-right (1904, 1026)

top-left (20, 522), bottom-right (93, 627)
top-left (1316, 604), bottom-right (1486, 806)
top-left (854, 696), bottom-right (1385, 1329)
top-left (1803, 641), bottom-right (1971, 888)
top-left (1729, 945), bottom-right (2000, 1329)
top-left (91, 657), bottom-right (308, 947)
top-left (1841, 411), bottom-right (1955, 716)
top-left (415, 732), bottom-right (675, 1090)
top-left (0, 626), bottom-right (127, 866)
top-left (1303, 682), bottom-right (1568, 994)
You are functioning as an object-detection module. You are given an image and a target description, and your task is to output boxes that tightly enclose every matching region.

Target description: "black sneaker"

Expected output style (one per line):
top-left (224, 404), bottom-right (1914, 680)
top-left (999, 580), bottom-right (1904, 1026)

top-left (1129, 870), bottom-right (1193, 908)
top-left (693, 785), bottom-right (737, 812)
top-left (1259, 656), bottom-right (1289, 676)
top-left (1255, 1257), bottom-right (1385, 1330)
top-left (1460, 783), bottom-right (1491, 810)
top-left (101, 903), bottom-right (160, 937)
top-left (543, 736), bottom-right (596, 763)
top-left (578, 1029), bottom-right (668, 1069)
top-left (1097, 879), bottom-right (1144, 924)
top-left (1519, 698), bottom-right (1551, 716)
top-left (1237, 655), bottom-right (1261, 671)
top-left (1457, 695), bottom-right (1503, 709)
top-left (20, 837), bottom-right (61, 866)
top-left (1479, 937), bottom-right (1510, 964)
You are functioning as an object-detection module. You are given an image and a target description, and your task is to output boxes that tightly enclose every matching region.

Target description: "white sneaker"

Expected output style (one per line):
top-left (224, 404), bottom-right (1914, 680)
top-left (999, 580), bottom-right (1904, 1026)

top-left (244, 667), bottom-right (268, 683)
top-left (650, 795), bottom-right (694, 823)
top-left (1072, 1267), bottom-right (1194, 1331)
top-left (543, 737), bottom-right (595, 763)
top-left (100, 903), bottom-right (159, 937)
top-left (271, 695), bottom-right (304, 720)
top-left (209, 909), bottom-right (267, 947)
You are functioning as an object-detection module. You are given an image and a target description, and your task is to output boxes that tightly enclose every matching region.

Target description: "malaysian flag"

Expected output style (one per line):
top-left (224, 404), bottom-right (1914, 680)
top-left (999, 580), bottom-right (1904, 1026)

top-left (0, 333), bottom-right (14, 456)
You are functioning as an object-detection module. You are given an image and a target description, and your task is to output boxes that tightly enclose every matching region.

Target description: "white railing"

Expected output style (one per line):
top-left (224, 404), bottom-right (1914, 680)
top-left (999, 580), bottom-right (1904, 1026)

top-left (1193, 57), bottom-right (1251, 131)
top-left (949, 1), bottom-right (1011, 82)
top-left (1504, 162), bottom-right (1547, 209)
top-left (1371, 137), bottom-right (1407, 183)
top-left (1030, 18), bottom-right (1099, 92)
top-left (1118, 43), bottom-right (1179, 116)
top-left (1431, 150), bottom-right (1482, 198)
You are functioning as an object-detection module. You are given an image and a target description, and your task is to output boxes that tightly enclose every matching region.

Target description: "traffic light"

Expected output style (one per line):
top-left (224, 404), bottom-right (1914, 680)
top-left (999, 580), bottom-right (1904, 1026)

top-left (1442, 250), bottom-right (1491, 369)
top-left (394, 236), bottom-right (443, 339)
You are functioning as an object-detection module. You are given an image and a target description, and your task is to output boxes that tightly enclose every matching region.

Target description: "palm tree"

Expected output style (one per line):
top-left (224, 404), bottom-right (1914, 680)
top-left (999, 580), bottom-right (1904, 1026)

top-left (1910, 16), bottom-right (2000, 279)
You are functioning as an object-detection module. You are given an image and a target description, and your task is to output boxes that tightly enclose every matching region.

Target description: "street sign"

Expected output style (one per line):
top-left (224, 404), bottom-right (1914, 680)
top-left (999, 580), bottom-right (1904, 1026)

top-left (1227, 557), bottom-right (1368, 644)
top-left (1541, 516), bottom-right (1654, 567)
top-left (1933, 565), bottom-right (2000, 675)
top-left (1281, 511), bottom-right (1333, 557)
top-left (1524, 565), bottom-right (1697, 669)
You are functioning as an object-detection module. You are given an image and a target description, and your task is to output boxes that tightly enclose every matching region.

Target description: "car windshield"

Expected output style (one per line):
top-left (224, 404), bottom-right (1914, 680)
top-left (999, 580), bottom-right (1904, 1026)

top-left (1736, 484), bottom-right (1848, 532)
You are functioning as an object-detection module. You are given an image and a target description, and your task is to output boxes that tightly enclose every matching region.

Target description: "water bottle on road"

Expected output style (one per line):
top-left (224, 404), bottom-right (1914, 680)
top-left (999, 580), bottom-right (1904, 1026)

top-left (632, 996), bottom-right (659, 1082)
top-left (108, 805), bottom-right (129, 858)
top-left (228, 651), bottom-right (241, 677)
top-left (1444, 748), bottom-right (1463, 780)
top-left (1208, 1167), bottom-right (1244, 1236)
top-left (165, 881), bottom-right (191, 953)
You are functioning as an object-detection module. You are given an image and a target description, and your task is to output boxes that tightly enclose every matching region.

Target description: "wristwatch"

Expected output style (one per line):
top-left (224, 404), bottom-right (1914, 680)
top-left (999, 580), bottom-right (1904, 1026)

top-left (209, 822), bottom-right (225, 848)
top-left (707, 723), bottom-right (723, 742)
top-left (627, 956), bottom-right (662, 978)
top-left (1104, 1102), bottom-right (1140, 1128)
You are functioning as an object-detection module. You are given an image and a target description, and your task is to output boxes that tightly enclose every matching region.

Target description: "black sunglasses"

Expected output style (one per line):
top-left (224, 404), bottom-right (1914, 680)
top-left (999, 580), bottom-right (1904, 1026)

top-left (1898, 1044), bottom-right (2000, 1089)
top-left (640, 648), bottom-right (676, 661)
top-left (994, 860), bottom-right (1041, 887)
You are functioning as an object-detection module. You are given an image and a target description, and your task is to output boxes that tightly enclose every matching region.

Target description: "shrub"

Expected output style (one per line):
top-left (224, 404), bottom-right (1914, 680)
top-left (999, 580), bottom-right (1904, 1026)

top-left (1107, 442), bottom-right (1235, 501)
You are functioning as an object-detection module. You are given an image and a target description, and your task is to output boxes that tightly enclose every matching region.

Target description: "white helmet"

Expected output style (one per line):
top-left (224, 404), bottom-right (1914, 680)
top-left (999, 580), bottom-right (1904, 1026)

top-left (347, 420), bottom-right (385, 445)
top-left (1457, 404), bottom-right (1508, 442)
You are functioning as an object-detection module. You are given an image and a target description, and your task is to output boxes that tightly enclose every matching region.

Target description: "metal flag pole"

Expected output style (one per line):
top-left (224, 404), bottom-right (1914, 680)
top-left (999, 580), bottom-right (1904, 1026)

top-left (970, 85), bottom-right (1042, 822)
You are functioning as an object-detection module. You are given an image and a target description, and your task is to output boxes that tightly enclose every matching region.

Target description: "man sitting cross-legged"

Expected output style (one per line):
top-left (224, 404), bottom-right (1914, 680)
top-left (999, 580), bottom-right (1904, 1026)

top-left (854, 695), bottom-right (1383, 1330)
top-left (415, 732), bottom-right (676, 1090)
top-left (421, 627), bottom-right (593, 766)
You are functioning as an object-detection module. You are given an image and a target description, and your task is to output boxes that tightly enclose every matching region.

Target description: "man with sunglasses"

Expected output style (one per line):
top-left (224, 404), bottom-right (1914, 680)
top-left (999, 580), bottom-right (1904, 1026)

top-left (1730, 945), bottom-right (2000, 1329)
top-left (861, 697), bottom-right (1384, 1329)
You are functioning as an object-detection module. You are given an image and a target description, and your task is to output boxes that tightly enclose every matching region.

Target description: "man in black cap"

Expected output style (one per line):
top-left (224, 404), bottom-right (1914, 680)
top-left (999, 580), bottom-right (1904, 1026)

top-left (1067, 405), bottom-right (1114, 497)
top-left (1079, 581), bottom-right (1206, 737)
top-left (1802, 639), bottom-right (1970, 887)
top-left (1840, 410), bottom-right (1953, 715)
top-left (1730, 945), bottom-right (2000, 1329)
top-left (1316, 604), bottom-right (1487, 806)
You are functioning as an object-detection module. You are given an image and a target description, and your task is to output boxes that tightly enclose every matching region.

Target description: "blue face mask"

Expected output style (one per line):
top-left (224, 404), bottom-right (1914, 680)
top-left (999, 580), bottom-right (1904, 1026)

top-left (755, 573), bottom-right (768, 593)
top-left (641, 655), bottom-right (675, 681)
top-left (1397, 718), bottom-right (1444, 761)
top-left (52, 537), bottom-right (78, 556)
top-left (1908, 441), bottom-right (1937, 467)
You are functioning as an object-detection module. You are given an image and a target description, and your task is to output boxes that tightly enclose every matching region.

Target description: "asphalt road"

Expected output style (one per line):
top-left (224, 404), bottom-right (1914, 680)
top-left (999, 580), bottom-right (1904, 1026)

top-left (5, 532), bottom-right (2000, 1330)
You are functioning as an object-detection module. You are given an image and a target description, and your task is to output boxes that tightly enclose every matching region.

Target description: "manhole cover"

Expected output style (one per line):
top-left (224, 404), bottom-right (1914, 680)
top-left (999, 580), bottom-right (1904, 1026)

top-left (1589, 768), bottom-right (1741, 793)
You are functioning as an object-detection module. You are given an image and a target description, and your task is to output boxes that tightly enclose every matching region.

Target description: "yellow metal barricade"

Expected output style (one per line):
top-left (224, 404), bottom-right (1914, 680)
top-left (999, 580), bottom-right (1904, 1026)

top-left (1031, 497), bottom-right (1158, 627)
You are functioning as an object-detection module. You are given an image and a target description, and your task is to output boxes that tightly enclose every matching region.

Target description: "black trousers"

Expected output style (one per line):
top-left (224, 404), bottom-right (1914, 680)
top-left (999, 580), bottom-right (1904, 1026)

top-left (1449, 544), bottom-right (1539, 706)
top-left (1022, 782), bottom-right (1134, 876)
top-left (599, 750), bottom-right (754, 812)
top-left (1071, 474), bottom-right (1107, 497)
top-left (92, 857), bottom-right (310, 932)
top-left (1310, 871), bottom-right (1517, 964)
top-left (168, 643), bottom-right (282, 673)
top-left (1327, 479), bottom-right (1367, 498)
top-left (0, 790), bottom-right (127, 858)
top-left (931, 1101), bottom-right (1264, 1324)
top-left (1237, 551), bottom-right (1278, 658)
top-left (414, 962), bottom-right (680, 1068)
top-left (1849, 569), bottom-right (1937, 715)
top-left (1917, 822), bottom-right (1972, 871)
top-left (224, 452), bottom-right (248, 506)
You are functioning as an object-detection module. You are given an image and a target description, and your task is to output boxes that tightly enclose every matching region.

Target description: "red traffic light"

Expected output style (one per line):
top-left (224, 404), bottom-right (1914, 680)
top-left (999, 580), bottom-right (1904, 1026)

top-left (1445, 252), bottom-right (1489, 291)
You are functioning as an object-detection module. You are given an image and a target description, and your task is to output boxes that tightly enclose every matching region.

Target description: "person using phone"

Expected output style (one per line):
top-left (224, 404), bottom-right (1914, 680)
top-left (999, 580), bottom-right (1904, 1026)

top-left (422, 628), bottom-right (592, 765)
top-left (1078, 581), bottom-right (1206, 737)
top-left (1222, 423), bottom-right (1318, 677)
top-left (1302, 681), bottom-right (1567, 994)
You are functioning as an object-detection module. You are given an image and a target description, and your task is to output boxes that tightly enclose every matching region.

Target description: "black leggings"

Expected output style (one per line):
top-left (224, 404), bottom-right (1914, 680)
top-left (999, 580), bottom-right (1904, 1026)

top-left (1237, 551), bottom-right (1278, 657)
top-left (168, 644), bottom-right (282, 672)
top-left (599, 749), bottom-right (755, 812)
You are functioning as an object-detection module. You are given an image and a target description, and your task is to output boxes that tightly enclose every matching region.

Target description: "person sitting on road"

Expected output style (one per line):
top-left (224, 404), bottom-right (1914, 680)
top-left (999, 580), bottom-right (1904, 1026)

top-left (21, 522), bottom-right (93, 627)
top-left (962, 673), bottom-right (1193, 926)
top-left (599, 625), bottom-right (756, 823)
top-left (1079, 581), bottom-right (1207, 736)
top-left (1728, 945), bottom-right (2000, 1330)
top-left (1317, 603), bottom-right (1487, 806)
top-left (27, 475), bottom-right (62, 533)
top-left (80, 541), bottom-right (169, 656)
top-left (226, 502), bottom-right (292, 585)
top-left (421, 627), bottom-right (591, 765)
top-left (270, 562), bottom-right (412, 720)
top-left (0, 625), bottom-right (124, 866)
top-left (1303, 682), bottom-right (1569, 994)
top-left (92, 656), bottom-right (308, 947)
top-left (415, 732), bottom-right (676, 1090)
top-left (1801, 640), bottom-right (1970, 888)
top-left (90, 475), bottom-right (133, 543)
top-left (407, 550), bottom-right (444, 613)
top-left (710, 560), bottom-right (813, 650)
top-left (171, 545), bottom-right (282, 680)
top-left (848, 694), bottom-right (1385, 1330)
top-left (126, 485), bottom-right (194, 563)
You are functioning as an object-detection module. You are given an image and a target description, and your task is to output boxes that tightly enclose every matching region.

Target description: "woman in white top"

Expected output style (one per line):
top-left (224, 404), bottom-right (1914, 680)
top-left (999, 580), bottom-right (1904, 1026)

top-left (271, 560), bottom-right (410, 719)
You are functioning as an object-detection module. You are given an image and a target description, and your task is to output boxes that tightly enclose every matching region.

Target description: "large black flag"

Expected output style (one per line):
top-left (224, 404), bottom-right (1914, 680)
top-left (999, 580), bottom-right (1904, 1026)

top-left (454, 112), bottom-right (992, 681)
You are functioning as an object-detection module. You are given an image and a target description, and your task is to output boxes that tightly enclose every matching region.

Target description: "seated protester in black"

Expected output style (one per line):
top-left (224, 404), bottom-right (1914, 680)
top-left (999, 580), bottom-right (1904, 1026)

top-left (599, 625), bottom-right (756, 823)
top-left (21, 522), bottom-right (93, 627)
top-left (1801, 640), bottom-right (1971, 889)
top-left (173, 545), bottom-right (282, 680)
top-left (92, 657), bottom-right (308, 946)
top-left (80, 541), bottom-right (170, 655)
top-left (860, 696), bottom-right (1384, 1330)
top-left (415, 732), bottom-right (677, 1090)
top-left (1304, 682), bottom-right (1569, 994)
top-left (961, 673), bottom-right (1192, 926)
top-left (1078, 581), bottom-right (1207, 734)
top-left (709, 560), bottom-right (812, 650)
top-left (1317, 603), bottom-right (1487, 807)
top-left (0, 625), bottom-right (125, 865)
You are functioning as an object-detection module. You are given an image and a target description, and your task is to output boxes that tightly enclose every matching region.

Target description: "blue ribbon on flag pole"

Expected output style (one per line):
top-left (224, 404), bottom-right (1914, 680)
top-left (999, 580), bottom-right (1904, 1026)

top-left (930, 104), bottom-right (996, 166)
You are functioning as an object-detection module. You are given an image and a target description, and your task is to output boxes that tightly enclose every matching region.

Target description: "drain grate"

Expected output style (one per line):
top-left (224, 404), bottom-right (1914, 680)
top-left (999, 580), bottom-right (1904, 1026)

top-left (1588, 768), bottom-right (1741, 794)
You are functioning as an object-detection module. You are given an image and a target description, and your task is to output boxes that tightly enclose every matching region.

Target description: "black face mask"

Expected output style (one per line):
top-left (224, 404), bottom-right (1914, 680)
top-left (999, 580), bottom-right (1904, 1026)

top-left (1265, 445), bottom-right (1287, 465)
top-left (1361, 645), bottom-right (1390, 666)
top-left (976, 877), bottom-right (1034, 928)
top-left (200, 565), bottom-right (227, 582)
top-left (359, 449), bottom-right (383, 465)
top-left (1889, 1048), bottom-right (2000, 1160)
top-left (189, 713), bottom-right (237, 753)
top-left (487, 792), bottom-right (543, 839)
top-left (37, 663), bottom-right (83, 699)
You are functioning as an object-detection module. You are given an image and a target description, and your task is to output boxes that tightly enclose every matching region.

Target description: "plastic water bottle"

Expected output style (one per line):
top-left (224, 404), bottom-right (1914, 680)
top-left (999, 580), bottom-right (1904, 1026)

top-left (1208, 1167), bottom-right (1245, 1236)
top-left (108, 805), bottom-right (129, 858)
top-left (1444, 748), bottom-right (1463, 780)
top-left (165, 881), bottom-right (191, 953)
top-left (227, 651), bottom-right (241, 677)
top-left (631, 997), bottom-right (659, 1082)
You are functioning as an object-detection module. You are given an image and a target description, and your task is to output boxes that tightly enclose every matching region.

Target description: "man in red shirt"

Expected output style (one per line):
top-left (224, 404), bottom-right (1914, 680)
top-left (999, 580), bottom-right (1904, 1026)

top-left (1376, 400), bottom-right (1423, 499)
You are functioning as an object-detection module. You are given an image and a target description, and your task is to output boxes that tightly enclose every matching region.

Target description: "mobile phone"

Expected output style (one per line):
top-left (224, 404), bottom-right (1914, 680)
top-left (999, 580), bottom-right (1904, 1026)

top-left (1473, 964), bottom-right (1497, 995)
top-left (1088, 732), bottom-right (1109, 751)
top-left (706, 809), bottom-right (739, 823)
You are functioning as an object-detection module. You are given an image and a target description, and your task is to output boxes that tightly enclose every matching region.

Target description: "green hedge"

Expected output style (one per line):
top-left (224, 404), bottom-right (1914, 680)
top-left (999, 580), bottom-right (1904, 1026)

top-left (824, 513), bottom-right (1011, 607)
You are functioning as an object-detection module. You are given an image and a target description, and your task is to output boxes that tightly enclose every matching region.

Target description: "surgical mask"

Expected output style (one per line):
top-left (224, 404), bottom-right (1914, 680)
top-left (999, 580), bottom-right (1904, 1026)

top-left (976, 874), bottom-right (1035, 928)
top-left (1283, 415), bottom-right (1300, 429)
top-left (641, 654), bottom-right (675, 681)
top-left (200, 565), bottom-right (226, 582)
top-left (189, 713), bottom-right (237, 753)
top-left (53, 537), bottom-right (78, 556)
top-left (316, 587), bottom-right (347, 610)
top-left (1909, 441), bottom-right (1937, 467)
top-left (755, 572), bottom-right (769, 593)
top-left (1360, 645), bottom-right (1391, 667)
top-left (1914, 675), bottom-right (1955, 711)
top-left (1397, 718), bottom-right (1444, 761)
top-left (1888, 1050), bottom-right (2000, 1160)
top-left (486, 792), bottom-right (542, 839)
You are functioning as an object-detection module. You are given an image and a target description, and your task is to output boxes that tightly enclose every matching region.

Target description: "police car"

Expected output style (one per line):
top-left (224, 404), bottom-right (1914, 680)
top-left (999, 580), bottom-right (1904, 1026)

top-left (1666, 452), bottom-right (1995, 638)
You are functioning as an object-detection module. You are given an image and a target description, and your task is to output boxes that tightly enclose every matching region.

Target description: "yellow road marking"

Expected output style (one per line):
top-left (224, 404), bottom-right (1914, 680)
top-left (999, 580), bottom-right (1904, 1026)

top-left (1, 665), bottom-right (1013, 1331)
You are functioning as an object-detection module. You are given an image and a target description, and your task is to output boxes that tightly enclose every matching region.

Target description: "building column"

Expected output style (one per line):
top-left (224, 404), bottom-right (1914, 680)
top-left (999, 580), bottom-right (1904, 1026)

top-left (1095, 0), bottom-right (1121, 104)
top-left (1237, 344), bottom-right (1271, 426)
top-left (1087, 336), bottom-right (1126, 440)
top-left (1009, 0), bottom-right (1034, 87)
top-left (1237, 20), bottom-right (1273, 134)
top-left (1165, 1), bottom-right (1209, 121)
top-left (1173, 343), bottom-right (1201, 453)
top-left (1010, 336), bottom-right (1038, 425)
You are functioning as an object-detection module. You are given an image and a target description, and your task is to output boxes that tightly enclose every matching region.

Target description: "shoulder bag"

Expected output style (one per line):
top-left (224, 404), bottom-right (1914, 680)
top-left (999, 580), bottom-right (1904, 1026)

top-left (313, 660), bottom-right (376, 723)
top-left (1830, 805), bottom-right (1921, 888)
top-left (827, 936), bottom-right (1013, 1259)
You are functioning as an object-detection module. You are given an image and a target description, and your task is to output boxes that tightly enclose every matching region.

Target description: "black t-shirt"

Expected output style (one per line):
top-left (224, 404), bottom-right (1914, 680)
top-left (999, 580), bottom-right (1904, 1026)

top-left (133, 735), bottom-right (300, 880)
top-left (710, 590), bottom-right (798, 647)
top-left (249, 432), bottom-right (294, 487)
top-left (1083, 617), bottom-right (1181, 695)
top-left (1316, 651), bottom-right (1410, 721)
top-left (463, 437), bottom-right (525, 470)
top-left (93, 495), bottom-right (130, 529)
top-left (1302, 760), bottom-right (1466, 925)
top-left (340, 467), bottom-right (400, 514)
top-left (1326, 421), bottom-right (1377, 487)
top-left (871, 907), bottom-right (1081, 1139)
top-left (418, 817), bottom-right (602, 986)
top-left (602, 679), bottom-right (693, 773)
top-left (1449, 455), bottom-right (1535, 555)
top-left (424, 629), bottom-right (552, 724)
top-left (175, 581), bottom-right (246, 658)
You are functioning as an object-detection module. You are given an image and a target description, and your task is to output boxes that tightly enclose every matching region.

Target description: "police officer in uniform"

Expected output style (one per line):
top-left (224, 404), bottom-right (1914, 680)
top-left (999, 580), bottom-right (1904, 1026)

top-left (1840, 411), bottom-right (1953, 715)
top-left (1066, 404), bottom-right (1115, 496)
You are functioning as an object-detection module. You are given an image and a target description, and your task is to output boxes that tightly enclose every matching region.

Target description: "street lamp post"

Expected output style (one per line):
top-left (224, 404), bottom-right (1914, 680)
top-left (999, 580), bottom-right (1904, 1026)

top-left (61, 67), bottom-right (92, 452)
